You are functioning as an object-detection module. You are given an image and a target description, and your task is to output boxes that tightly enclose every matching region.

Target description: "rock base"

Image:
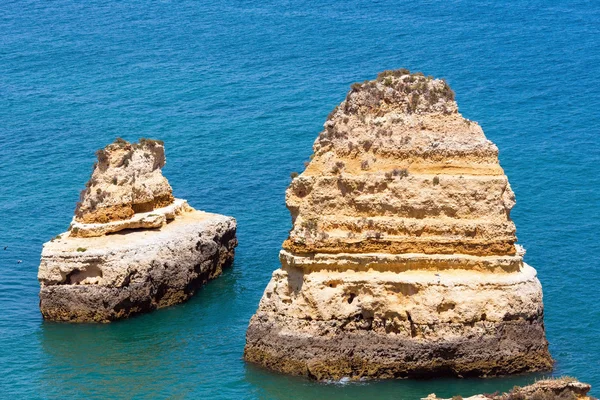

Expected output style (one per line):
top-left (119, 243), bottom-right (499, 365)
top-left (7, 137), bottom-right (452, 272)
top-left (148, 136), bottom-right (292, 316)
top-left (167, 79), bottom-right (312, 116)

top-left (245, 318), bottom-right (551, 380)
top-left (244, 259), bottom-right (553, 380)
top-left (38, 210), bottom-right (237, 322)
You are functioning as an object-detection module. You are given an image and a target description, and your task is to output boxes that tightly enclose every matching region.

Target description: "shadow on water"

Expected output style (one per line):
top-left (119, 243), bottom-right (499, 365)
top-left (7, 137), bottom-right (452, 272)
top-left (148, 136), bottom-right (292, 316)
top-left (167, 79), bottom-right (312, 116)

top-left (36, 265), bottom-right (243, 399)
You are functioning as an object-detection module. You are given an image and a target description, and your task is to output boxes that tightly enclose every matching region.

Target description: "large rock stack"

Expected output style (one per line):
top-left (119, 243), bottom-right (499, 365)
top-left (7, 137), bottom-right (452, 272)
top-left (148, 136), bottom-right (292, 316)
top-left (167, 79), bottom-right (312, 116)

top-left (38, 138), bottom-right (237, 322)
top-left (244, 70), bottom-right (553, 380)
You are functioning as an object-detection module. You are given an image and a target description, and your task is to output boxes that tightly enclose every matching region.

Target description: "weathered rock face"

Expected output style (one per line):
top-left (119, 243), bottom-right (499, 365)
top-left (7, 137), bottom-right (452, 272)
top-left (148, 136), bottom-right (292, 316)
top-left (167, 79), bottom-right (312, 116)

top-left (74, 138), bottom-right (175, 225)
top-left (39, 139), bottom-right (237, 322)
top-left (423, 377), bottom-right (594, 400)
top-left (244, 70), bottom-right (553, 380)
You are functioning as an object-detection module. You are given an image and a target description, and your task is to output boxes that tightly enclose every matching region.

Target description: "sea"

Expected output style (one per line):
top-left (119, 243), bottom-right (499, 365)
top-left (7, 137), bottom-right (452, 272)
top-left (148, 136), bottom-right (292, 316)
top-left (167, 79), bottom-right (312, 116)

top-left (0, 0), bottom-right (599, 398)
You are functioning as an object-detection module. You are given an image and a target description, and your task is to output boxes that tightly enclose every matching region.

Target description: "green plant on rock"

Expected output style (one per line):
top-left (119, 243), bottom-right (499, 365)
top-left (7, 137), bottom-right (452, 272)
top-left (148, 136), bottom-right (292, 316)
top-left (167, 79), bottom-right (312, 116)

top-left (506, 386), bottom-right (525, 400)
top-left (95, 148), bottom-right (108, 163)
top-left (392, 168), bottom-right (409, 178)
top-left (317, 231), bottom-right (329, 241)
top-left (138, 137), bottom-right (164, 146)
top-left (331, 161), bottom-right (345, 174)
top-left (362, 140), bottom-right (373, 151)
top-left (366, 230), bottom-right (382, 240)
top-left (120, 151), bottom-right (133, 167)
top-left (114, 137), bottom-right (128, 146)
top-left (301, 219), bottom-right (318, 235)
top-left (407, 93), bottom-right (420, 113)
top-left (376, 69), bottom-right (410, 80)
top-left (327, 105), bottom-right (340, 120)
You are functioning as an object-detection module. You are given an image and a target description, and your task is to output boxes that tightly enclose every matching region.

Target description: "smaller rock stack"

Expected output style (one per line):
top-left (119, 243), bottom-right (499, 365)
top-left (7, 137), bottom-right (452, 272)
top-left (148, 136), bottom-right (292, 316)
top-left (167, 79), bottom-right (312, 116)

top-left (38, 138), bottom-right (237, 322)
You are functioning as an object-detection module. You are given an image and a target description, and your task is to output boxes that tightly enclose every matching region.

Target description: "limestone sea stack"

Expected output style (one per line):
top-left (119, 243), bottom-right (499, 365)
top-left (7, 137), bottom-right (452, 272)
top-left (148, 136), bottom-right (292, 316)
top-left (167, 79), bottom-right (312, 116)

top-left (38, 138), bottom-right (237, 322)
top-left (244, 70), bottom-right (553, 380)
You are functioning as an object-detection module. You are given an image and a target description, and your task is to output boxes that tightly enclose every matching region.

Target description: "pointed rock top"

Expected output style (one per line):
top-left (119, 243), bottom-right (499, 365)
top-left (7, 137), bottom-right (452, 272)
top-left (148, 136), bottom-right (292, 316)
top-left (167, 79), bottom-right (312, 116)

top-left (330, 69), bottom-right (457, 120)
top-left (283, 70), bottom-right (516, 259)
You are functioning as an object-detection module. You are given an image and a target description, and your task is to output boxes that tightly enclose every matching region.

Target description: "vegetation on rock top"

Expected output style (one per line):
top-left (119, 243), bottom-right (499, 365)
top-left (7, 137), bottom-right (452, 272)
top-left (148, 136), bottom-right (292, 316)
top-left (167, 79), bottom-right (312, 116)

top-left (328, 69), bottom-right (457, 119)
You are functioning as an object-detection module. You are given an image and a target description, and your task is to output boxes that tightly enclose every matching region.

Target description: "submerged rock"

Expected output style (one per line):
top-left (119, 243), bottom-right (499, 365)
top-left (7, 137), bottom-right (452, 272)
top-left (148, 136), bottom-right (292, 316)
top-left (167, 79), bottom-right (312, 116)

top-left (244, 70), bottom-right (553, 380)
top-left (38, 138), bottom-right (237, 322)
top-left (423, 377), bottom-right (594, 400)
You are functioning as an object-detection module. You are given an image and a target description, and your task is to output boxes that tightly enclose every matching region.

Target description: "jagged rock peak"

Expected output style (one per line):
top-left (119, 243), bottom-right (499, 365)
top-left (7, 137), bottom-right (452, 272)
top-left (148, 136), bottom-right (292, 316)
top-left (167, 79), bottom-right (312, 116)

top-left (329, 69), bottom-right (457, 121)
top-left (311, 69), bottom-right (492, 171)
top-left (74, 138), bottom-right (175, 224)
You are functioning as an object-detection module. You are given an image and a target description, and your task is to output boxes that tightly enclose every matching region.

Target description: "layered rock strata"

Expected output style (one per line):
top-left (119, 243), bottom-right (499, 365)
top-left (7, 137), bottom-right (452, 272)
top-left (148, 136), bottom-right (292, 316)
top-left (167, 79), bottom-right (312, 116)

top-left (423, 378), bottom-right (594, 400)
top-left (74, 138), bottom-right (175, 225)
top-left (38, 139), bottom-right (237, 322)
top-left (244, 70), bottom-right (552, 380)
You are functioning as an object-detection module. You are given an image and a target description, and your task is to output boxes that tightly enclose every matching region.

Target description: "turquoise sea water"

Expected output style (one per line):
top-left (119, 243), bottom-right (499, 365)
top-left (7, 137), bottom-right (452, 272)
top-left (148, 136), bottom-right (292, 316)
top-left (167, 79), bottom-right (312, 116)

top-left (1, 1), bottom-right (599, 398)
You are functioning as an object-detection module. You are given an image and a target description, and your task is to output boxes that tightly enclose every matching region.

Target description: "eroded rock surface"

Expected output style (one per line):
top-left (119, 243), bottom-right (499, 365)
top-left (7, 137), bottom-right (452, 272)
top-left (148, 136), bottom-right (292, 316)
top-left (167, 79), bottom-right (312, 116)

top-left (244, 70), bottom-right (552, 380)
top-left (423, 377), bottom-right (594, 400)
top-left (38, 139), bottom-right (237, 322)
top-left (74, 138), bottom-right (174, 226)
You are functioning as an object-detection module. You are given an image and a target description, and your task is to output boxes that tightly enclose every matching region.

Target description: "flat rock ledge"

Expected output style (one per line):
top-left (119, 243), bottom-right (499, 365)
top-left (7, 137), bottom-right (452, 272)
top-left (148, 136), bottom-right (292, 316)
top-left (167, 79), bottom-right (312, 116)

top-left (69, 198), bottom-right (191, 238)
top-left (423, 377), bottom-right (594, 400)
top-left (38, 210), bottom-right (237, 322)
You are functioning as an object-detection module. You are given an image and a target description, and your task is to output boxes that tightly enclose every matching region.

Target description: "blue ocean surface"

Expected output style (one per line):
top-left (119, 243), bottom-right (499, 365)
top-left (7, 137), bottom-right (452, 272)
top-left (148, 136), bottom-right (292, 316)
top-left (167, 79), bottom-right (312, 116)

top-left (0, 0), bottom-right (599, 398)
